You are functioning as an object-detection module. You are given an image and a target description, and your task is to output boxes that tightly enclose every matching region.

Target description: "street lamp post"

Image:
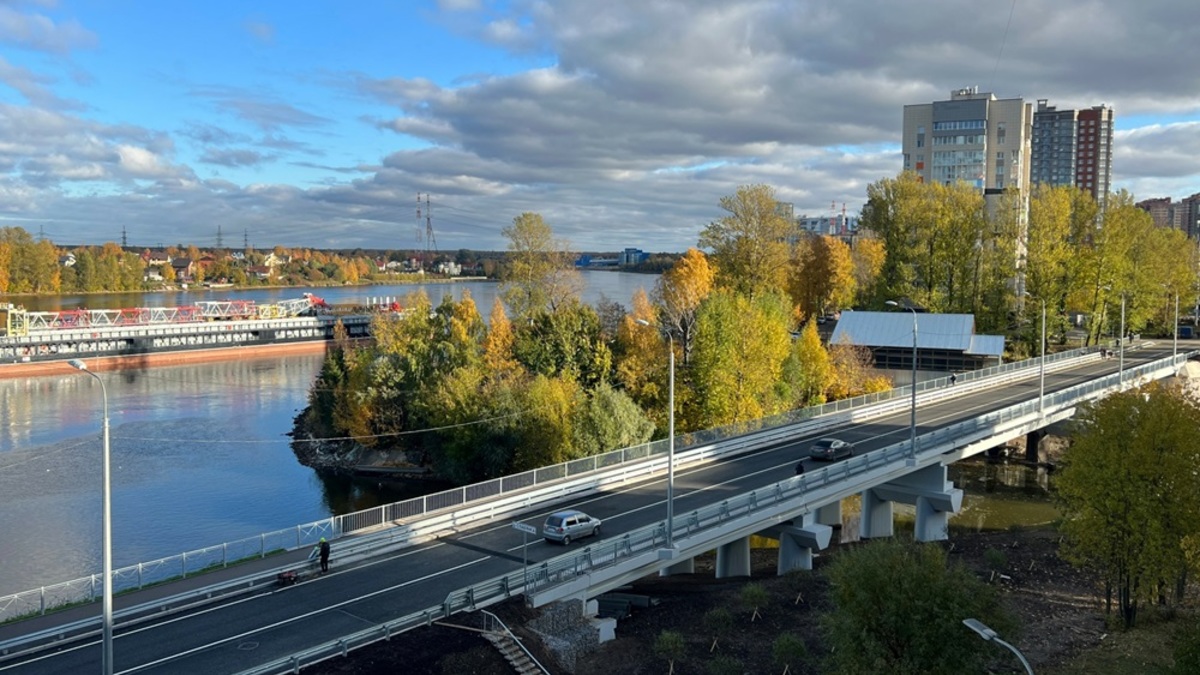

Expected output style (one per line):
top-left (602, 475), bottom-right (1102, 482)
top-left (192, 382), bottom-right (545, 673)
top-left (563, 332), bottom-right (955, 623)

top-left (1119, 293), bottom-right (1126, 390)
top-left (885, 301), bottom-right (918, 464)
top-left (1025, 294), bottom-right (1046, 415)
top-left (69, 359), bottom-right (113, 675)
top-left (1174, 292), bottom-right (1179, 359)
top-left (636, 320), bottom-right (675, 548)
top-left (963, 618), bottom-right (1034, 675)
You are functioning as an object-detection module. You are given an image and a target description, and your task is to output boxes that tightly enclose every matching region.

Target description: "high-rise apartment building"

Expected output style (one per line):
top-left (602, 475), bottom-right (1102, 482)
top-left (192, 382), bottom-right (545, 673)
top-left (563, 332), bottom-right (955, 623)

top-left (1181, 193), bottom-right (1200, 239)
top-left (902, 87), bottom-right (1033, 195)
top-left (1031, 100), bottom-right (1114, 209)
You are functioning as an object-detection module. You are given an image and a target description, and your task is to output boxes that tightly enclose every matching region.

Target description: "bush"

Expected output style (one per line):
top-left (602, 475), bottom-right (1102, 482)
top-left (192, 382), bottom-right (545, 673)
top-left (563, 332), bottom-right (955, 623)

top-left (740, 582), bottom-right (770, 621)
top-left (654, 630), bottom-right (686, 674)
top-left (984, 548), bottom-right (1008, 571)
top-left (703, 607), bottom-right (734, 651)
top-left (820, 537), bottom-right (1016, 674)
top-left (772, 633), bottom-right (809, 672)
top-left (706, 654), bottom-right (743, 675)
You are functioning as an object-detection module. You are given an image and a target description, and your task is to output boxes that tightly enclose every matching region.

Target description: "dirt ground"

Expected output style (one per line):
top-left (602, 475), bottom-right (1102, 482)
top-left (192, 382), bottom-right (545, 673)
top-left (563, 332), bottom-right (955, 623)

top-left (304, 526), bottom-right (1111, 674)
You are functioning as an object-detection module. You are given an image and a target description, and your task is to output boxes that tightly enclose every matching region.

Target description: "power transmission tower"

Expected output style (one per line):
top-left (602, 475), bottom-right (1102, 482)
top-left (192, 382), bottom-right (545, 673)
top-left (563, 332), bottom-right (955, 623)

top-left (216, 225), bottom-right (224, 249)
top-left (424, 193), bottom-right (438, 273)
top-left (121, 226), bottom-right (127, 249)
top-left (243, 229), bottom-right (249, 251)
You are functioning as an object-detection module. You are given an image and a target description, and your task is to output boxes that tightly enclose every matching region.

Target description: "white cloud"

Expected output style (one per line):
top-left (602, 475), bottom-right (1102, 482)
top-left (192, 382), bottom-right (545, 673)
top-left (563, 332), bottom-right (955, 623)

top-left (1, 0), bottom-right (1199, 252)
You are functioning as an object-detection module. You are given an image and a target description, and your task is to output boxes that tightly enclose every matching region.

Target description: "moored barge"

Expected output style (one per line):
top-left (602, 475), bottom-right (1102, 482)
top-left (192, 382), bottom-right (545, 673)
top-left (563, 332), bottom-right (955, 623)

top-left (0, 294), bottom-right (381, 371)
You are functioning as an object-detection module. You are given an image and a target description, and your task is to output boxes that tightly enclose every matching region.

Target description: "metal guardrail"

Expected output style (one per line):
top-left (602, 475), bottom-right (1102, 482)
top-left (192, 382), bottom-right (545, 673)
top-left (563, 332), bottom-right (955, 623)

top-left (233, 350), bottom-right (1192, 675)
top-left (0, 344), bottom-right (1098, 623)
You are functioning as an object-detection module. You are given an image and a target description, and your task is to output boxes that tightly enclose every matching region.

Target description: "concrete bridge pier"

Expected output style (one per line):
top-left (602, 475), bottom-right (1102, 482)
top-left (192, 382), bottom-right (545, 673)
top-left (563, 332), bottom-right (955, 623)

top-left (658, 554), bottom-right (695, 577)
top-left (1025, 429), bottom-right (1046, 463)
top-left (768, 513), bottom-right (832, 574)
top-left (816, 501), bottom-right (841, 527)
top-left (860, 464), bottom-right (963, 542)
top-left (715, 537), bottom-right (751, 578)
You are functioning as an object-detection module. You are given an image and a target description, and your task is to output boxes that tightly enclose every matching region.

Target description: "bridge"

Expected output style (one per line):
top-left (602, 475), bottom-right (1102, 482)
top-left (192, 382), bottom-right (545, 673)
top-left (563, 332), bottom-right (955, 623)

top-left (0, 343), bottom-right (1191, 674)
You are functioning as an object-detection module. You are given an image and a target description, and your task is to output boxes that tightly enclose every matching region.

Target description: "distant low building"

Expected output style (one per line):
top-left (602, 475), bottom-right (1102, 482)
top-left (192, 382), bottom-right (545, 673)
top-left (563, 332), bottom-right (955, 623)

top-left (620, 248), bottom-right (649, 266)
top-left (830, 310), bottom-right (1005, 380)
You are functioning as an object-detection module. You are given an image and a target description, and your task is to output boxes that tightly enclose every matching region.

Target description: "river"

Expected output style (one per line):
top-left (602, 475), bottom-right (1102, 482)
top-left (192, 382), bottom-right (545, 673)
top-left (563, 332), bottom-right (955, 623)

top-left (0, 272), bottom-right (653, 596)
top-left (0, 271), bottom-right (1059, 597)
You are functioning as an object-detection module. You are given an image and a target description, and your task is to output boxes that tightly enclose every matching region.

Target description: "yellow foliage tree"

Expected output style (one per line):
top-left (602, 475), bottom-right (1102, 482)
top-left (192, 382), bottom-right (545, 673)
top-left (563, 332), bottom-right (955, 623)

top-left (653, 247), bottom-right (714, 364)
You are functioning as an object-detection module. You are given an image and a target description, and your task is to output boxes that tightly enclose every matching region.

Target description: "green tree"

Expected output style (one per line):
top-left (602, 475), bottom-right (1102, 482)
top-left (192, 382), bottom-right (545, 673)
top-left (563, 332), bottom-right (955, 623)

top-left (500, 212), bottom-right (581, 320)
top-left (570, 382), bottom-right (655, 457)
top-left (699, 184), bottom-right (793, 298)
top-left (512, 300), bottom-right (612, 388)
top-left (1056, 383), bottom-right (1200, 628)
top-left (861, 172), bottom-right (926, 306)
top-left (820, 537), bottom-right (1015, 674)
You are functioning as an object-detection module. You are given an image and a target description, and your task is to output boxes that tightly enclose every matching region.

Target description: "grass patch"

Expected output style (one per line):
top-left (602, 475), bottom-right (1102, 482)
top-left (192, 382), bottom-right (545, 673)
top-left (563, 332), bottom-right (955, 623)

top-left (1044, 621), bottom-right (1176, 675)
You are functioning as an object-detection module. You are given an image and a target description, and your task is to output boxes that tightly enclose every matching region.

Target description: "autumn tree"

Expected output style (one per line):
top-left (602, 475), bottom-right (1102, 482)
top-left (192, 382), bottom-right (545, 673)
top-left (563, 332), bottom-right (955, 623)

top-left (781, 318), bottom-right (833, 408)
top-left (652, 247), bottom-right (714, 363)
top-left (688, 289), bottom-right (791, 428)
top-left (790, 235), bottom-right (855, 321)
top-left (614, 290), bottom-right (671, 431)
top-left (699, 184), bottom-right (793, 298)
top-left (850, 236), bottom-right (886, 307)
top-left (1056, 383), bottom-right (1200, 628)
top-left (826, 337), bottom-right (891, 400)
top-left (500, 212), bottom-right (581, 320)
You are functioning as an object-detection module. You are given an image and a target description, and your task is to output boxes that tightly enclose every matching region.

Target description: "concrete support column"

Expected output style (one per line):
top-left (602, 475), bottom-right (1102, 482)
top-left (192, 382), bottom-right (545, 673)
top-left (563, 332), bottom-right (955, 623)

top-left (816, 501), bottom-right (842, 527)
top-left (870, 464), bottom-right (963, 543)
top-left (1025, 429), bottom-right (1045, 463)
top-left (774, 514), bottom-right (833, 574)
top-left (914, 495), bottom-right (949, 542)
top-left (658, 558), bottom-right (695, 576)
top-left (859, 488), bottom-right (894, 539)
top-left (715, 537), bottom-right (751, 578)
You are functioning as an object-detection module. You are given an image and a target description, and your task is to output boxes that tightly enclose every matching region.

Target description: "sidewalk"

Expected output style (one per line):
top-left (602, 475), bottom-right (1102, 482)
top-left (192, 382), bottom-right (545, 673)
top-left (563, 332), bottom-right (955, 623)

top-left (0, 543), bottom-right (321, 652)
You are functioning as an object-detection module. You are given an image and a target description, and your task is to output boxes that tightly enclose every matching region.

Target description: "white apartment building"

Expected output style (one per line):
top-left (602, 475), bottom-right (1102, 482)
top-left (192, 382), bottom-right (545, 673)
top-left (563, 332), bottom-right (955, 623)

top-left (902, 87), bottom-right (1033, 197)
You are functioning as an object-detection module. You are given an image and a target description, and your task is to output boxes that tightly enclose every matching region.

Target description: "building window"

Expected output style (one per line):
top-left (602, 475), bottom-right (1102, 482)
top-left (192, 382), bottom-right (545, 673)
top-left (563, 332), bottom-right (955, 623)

top-left (997, 122), bottom-right (1007, 144)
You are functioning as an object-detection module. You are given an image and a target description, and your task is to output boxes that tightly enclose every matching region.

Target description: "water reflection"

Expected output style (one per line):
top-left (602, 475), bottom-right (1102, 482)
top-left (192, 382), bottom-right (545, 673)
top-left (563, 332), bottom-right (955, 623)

top-left (949, 459), bottom-right (1060, 532)
top-left (315, 472), bottom-right (456, 515)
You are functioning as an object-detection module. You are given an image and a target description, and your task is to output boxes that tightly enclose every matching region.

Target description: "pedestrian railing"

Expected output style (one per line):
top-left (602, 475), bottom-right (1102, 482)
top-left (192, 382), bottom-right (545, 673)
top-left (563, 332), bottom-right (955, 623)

top-left (0, 344), bottom-right (1104, 623)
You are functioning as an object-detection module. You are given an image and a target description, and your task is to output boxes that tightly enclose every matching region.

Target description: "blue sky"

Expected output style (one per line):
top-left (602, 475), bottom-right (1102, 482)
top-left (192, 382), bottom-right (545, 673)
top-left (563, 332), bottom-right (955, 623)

top-left (1, 0), bottom-right (1199, 253)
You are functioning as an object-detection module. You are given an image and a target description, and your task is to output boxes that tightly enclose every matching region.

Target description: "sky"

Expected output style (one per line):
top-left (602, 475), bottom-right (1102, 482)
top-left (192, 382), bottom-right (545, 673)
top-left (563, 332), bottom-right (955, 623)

top-left (1, 0), bottom-right (1199, 254)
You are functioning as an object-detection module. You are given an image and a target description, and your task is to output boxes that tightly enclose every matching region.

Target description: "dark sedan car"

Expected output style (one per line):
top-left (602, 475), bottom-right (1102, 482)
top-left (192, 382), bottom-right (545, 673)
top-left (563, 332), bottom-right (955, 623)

top-left (808, 437), bottom-right (854, 461)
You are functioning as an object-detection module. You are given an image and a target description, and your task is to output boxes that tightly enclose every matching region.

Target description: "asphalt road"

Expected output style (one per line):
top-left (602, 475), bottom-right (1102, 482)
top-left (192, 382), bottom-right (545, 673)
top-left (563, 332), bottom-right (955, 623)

top-left (1, 343), bottom-right (1184, 674)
